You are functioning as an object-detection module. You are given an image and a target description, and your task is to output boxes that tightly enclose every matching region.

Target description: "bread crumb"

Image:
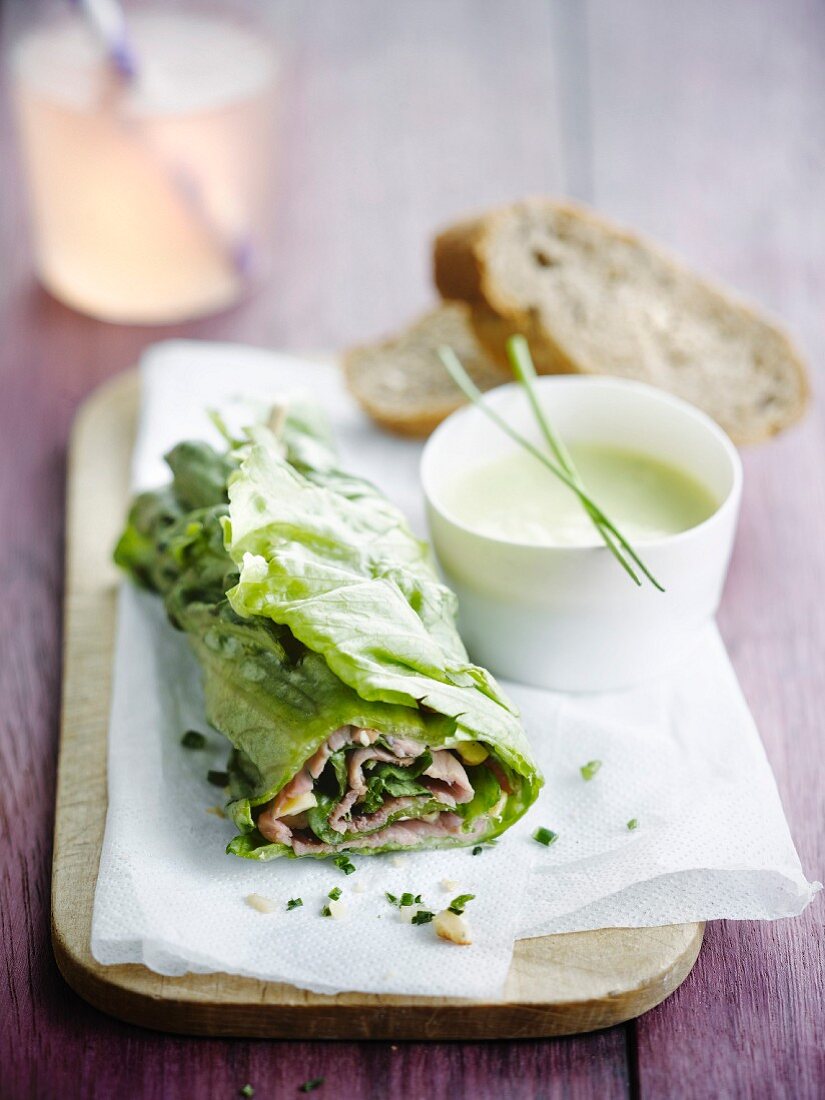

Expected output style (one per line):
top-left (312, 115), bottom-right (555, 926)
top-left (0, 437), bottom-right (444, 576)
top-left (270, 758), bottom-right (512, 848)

top-left (327, 898), bottom-right (346, 920)
top-left (434, 909), bottom-right (472, 945)
top-left (245, 893), bottom-right (277, 914)
top-left (206, 805), bottom-right (226, 819)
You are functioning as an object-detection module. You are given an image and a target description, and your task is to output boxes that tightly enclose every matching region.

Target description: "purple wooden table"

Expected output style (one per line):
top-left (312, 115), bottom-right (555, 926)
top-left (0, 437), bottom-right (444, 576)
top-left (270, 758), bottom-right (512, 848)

top-left (1, 2), bottom-right (823, 1096)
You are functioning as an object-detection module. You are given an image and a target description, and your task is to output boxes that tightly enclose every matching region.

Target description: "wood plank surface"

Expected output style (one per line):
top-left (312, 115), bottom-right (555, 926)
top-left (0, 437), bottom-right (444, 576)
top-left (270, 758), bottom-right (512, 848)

top-left (0, 0), bottom-right (822, 1096)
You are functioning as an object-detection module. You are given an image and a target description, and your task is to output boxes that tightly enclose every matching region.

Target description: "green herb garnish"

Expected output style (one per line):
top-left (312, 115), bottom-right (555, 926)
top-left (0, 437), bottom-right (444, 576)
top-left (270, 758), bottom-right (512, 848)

top-left (239, 1086), bottom-right (254, 1098)
top-left (321, 904), bottom-right (332, 917)
top-left (386, 891), bottom-right (422, 909)
top-left (448, 893), bottom-right (475, 915)
top-left (411, 910), bottom-right (434, 925)
top-left (360, 752), bottom-right (433, 813)
top-left (328, 886), bottom-right (342, 901)
top-left (286, 898), bottom-right (303, 911)
top-left (181, 729), bottom-right (206, 749)
top-left (207, 769), bottom-right (229, 787)
top-left (627, 818), bottom-right (639, 831)
top-left (439, 339), bottom-right (664, 591)
top-left (580, 760), bottom-right (602, 782)
top-left (299, 1079), bottom-right (325, 1093)
top-left (472, 845), bottom-right (483, 855)
top-left (533, 827), bottom-right (558, 847)
top-left (333, 854), bottom-right (356, 875)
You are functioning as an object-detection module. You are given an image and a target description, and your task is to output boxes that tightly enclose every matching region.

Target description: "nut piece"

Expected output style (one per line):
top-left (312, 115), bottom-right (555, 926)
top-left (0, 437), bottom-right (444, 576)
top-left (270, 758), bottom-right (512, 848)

top-left (439, 878), bottom-right (462, 892)
top-left (434, 909), bottom-right (472, 945)
top-left (245, 893), bottom-right (278, 914)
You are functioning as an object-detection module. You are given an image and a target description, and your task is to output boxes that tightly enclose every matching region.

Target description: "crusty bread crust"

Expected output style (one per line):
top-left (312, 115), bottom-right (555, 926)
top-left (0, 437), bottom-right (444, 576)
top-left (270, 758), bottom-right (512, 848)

top-left (434, 198), bottom-right (810, 445)
top-left (432, 218), bottom-right (490, 303)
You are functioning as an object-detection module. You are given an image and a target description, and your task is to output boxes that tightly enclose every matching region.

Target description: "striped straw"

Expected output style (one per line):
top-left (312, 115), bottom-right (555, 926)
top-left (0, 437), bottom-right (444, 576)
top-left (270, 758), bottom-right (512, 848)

top-left (69, 0), bottom-right (138, 80)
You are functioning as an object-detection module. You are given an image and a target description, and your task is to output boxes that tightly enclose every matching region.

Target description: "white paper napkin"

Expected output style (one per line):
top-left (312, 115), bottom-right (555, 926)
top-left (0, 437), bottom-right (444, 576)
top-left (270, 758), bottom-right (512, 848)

top-left (91, 340), bottom-right (819, 998)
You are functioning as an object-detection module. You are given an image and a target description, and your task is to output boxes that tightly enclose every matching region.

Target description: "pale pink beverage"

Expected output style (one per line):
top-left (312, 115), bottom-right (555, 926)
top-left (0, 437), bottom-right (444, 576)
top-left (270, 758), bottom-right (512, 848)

top-left (13, 7), bottom-right (279, 323)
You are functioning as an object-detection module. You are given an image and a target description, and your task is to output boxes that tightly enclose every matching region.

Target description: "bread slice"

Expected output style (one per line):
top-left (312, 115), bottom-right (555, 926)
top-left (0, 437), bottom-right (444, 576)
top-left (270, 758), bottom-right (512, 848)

top-left (434, 199), bottom-right (809, 444)
top-left (343, 303), bottom-right (507, 437)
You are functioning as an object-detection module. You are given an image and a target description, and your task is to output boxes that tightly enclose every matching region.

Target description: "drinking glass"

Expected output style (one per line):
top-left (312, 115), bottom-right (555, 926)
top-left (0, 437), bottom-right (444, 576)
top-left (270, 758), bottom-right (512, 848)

top-left (10, 1), bottom-right (280, 323)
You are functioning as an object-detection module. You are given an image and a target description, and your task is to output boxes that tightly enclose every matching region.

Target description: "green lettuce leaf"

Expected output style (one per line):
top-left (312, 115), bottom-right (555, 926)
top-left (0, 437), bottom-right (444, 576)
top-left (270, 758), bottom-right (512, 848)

top-left (225, 433), bottom-right (537, 776)
top-left (113, 406), bottom-right (542, 860)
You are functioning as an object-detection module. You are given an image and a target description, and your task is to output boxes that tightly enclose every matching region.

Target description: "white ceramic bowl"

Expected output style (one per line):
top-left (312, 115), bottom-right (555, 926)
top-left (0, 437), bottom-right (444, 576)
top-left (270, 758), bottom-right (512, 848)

top-left (421, 377), bottom-right (742, 692)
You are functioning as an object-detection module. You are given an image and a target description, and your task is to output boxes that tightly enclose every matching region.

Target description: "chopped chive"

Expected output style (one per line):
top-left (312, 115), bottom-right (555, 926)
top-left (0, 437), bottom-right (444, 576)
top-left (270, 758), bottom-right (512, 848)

top-left (286, 898), bottom-right (303, 911)
top-left (385, 892), bottom-right (399, 907)
top-left (533, 827), bottom-right (558, 847)
top-left (181, 729), bottom-right (206, 749)
top-left (321, 904), bottom-right (332, 917)
top-left (299, 1080), bottom-right (325, 1094)
top-left (328, 886), bottom-right (342, 901)
top-left (333, 854), bottom-right (356, 875)
top-left (411, 910), bottom-right (434, 925)
top-left (448, 893), bottom-right (476, 915)
top-left (207, 769), bottom-right (229, 787)
top-left (580, 760), bottom-right (602, 782)
top-left (471, 845), bottom-right (483, 855)
top-left (400, 892), bottom-right (416, 907)
top-left (239, 1087), bottom-right (254, 1098)
top-left (627, 818), bottom-right (639, 831)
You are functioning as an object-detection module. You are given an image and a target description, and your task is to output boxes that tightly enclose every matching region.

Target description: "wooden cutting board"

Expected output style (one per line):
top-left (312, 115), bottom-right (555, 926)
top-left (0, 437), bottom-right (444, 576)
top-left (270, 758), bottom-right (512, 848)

top-left (52, 368), bottom-right (704, 1040)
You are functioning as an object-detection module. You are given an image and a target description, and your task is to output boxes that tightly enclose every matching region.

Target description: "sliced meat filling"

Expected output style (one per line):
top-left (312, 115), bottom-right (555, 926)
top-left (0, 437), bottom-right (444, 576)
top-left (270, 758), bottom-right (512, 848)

top-left (422, 750), bottom-right (474, 805)
top-left (256, 726), bottom-right (491, 852)
top-left (290, 812), bottom-right (485, 856)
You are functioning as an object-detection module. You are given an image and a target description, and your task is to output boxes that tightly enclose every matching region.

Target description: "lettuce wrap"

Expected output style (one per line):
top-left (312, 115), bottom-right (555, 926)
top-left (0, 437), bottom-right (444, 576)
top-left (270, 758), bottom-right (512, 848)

top-left (114, 405), bottom-right (542, 859)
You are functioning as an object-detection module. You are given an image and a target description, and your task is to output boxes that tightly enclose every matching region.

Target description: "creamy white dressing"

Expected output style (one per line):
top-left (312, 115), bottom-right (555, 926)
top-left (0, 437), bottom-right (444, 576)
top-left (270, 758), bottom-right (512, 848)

top-left (443, 443), bottom-right (719, 547)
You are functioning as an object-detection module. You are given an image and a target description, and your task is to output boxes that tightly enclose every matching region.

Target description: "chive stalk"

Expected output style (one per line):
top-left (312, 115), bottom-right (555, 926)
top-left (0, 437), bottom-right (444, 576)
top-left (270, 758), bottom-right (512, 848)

top-left (438, 341), bottom-right (664, 591)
